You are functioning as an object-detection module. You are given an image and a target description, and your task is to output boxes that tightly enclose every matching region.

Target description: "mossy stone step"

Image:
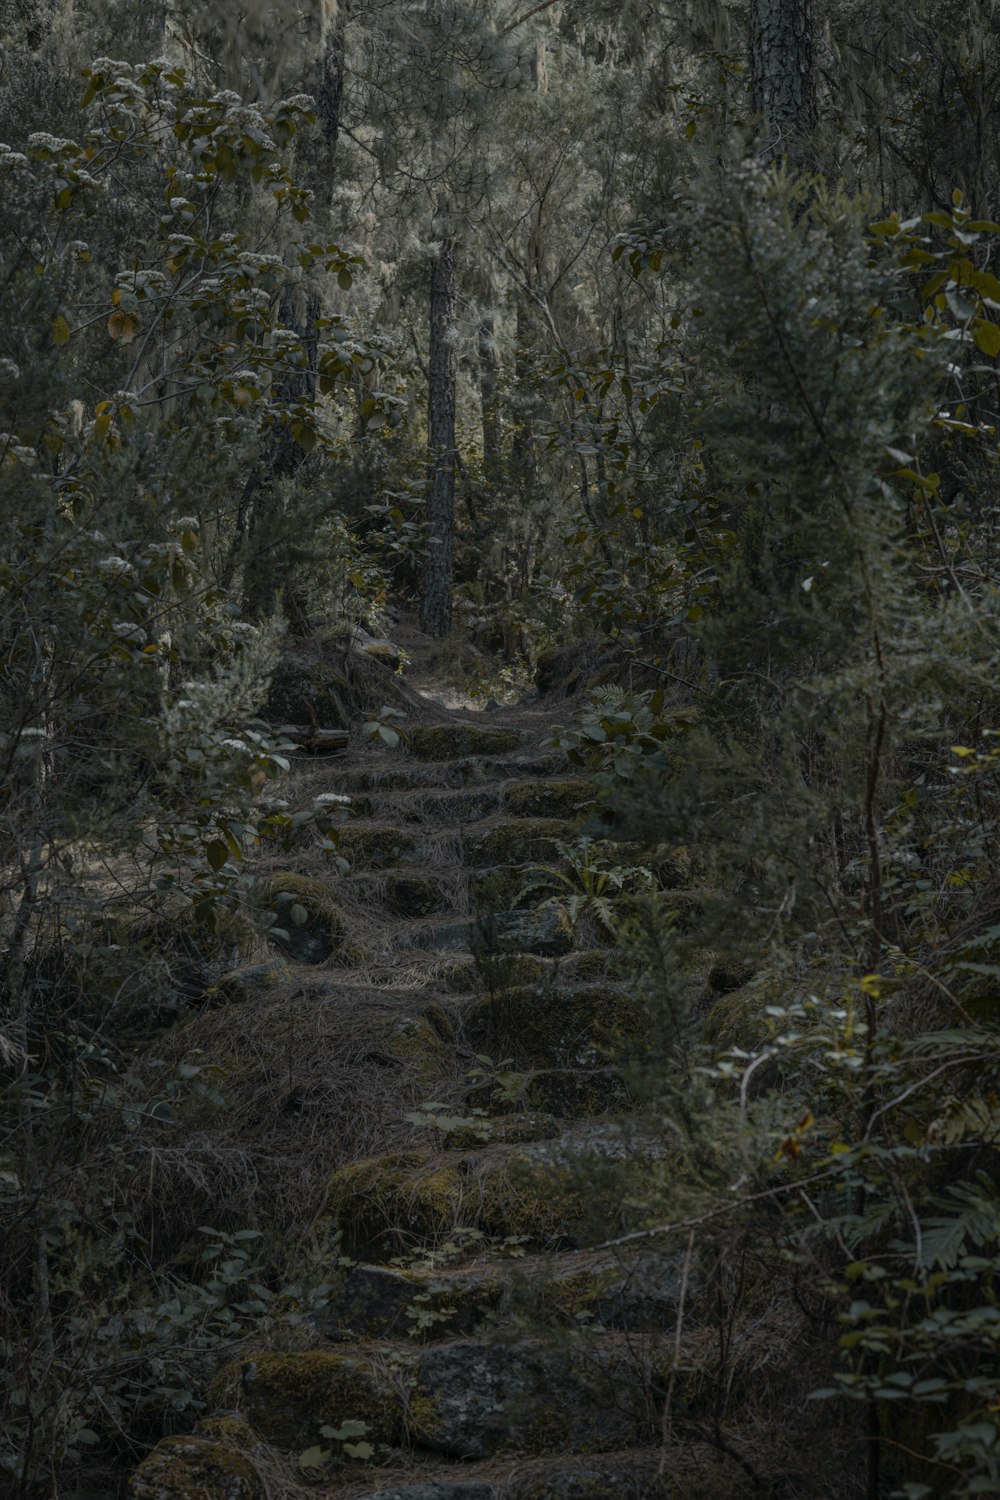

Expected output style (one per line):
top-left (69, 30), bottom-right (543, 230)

top-left (322, 1262), bottom-right (506, 1342)
top-left (464, 985), bottom-right (643, 1069)
top-left (128, 1435), bottom-right (263, 1499)
top-left (408, 1340), bottom-right (646, 1459)
top-left (350, 786), bottom-right (503, 824)
top-left (337, 823), bottom-right (423, 867)
top-left (503, 777), bottom-right (596, 819)
top-left (326, 1147), bottom-right (583, 1258)
top-left (329, 752), bottom-right (565, 795)
top-left (211, 1350), bottom-right (402, 1453)
top-left (469, 906), bottom-right (574, 957)
top-left (469, 1066), bottom-right (631, 1117)
top-left (265, 873), bottom-right (350, 965)
top-left (406, 723), bottom-right (528, 760)
top-left (463, 819), bottom-right (576, 867)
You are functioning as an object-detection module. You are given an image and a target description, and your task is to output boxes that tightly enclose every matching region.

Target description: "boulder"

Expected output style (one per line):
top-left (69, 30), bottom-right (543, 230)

top-left (321, 1262), bottom-right (505, 1342)
top-left (408, 1341), bottom-right (641, 1459)
top-left (128, 1436), bottom-right (262, 1499)
top-left (210, 1351), bottom-right (401, 1453)
top-left (406, 724), bottom-right (525, 761)
top-left (465, 985), bottom-right (644, 1069)
top-left (265, 874), bottom-right (349, 965)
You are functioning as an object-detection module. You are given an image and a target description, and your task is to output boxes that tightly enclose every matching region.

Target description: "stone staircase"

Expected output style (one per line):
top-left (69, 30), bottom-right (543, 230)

top-left (128, 710), bottom-right (754, 1500)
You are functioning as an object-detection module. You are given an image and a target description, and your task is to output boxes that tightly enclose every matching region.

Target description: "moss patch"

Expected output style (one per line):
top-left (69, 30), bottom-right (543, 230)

top-left (210, 1351), bottom-right (401, 1453)
top-left (327, 1147), bottom-right (580, 1256)
top-left (464, 819), bottom-right (575, 868)
top-left (128, 1436), bottom-right (262, 1499)
top-left (386, 870), bottom-right (442, 917)
top-left (379, 1012), bottom-right (454, 1083)
top-left (265, 873), bottom-right (348, 965)
top-left (327, 1151), bottom-right (467, 1258)
top-left (505, 779), bottom-right (596, 819)
top-left (407, 723), bottom-right (524, 760)
top-left (337, 824), bottom-right (418, 868)
top-left (321, 1261), bottom-right (505, 1341)
top-left (465, 985), bottom-right (644, 1069)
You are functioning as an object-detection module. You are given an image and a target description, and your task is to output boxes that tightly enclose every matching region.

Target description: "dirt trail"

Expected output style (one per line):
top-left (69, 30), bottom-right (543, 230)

top-left (128, 627), bottom-right (757, 1500)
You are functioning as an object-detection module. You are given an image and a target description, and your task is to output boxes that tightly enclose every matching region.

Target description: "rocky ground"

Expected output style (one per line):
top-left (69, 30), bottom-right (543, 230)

top-left (126, 624), bottom-right (821, 1500)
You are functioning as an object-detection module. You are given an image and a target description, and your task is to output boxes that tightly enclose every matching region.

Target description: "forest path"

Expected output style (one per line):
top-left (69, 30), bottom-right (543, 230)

top-left (128, 627), bottom-right (755, 1500)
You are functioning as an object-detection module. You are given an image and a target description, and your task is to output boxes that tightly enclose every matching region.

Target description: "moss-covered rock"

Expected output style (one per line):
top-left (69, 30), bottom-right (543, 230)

top-left (264, 647), bottom-right (351, 729)
top-left (128, 1435), bottom-right (263, 1499)
top-left (376, 1011), bottom-right (455, 1083)
top-left (327, 1151), bottom-right (466, 1258)
top-left (539, 1253), bottom-right (683, 1332)
top-left (207, 961), bottom-right (289, 1006)
top-left (442, 1111), bottom-right (558, 1148)
top-left (407, 724), bottom-right (524, 761)
top-left (387, 871), bottom-right (443, 917)
top-left (701, 982), bottom-right (769, 1051)
top-left (327, 1147), bottom-right (579, 1256)
top-left (465, 985), bottom-right (644, 1069)
top-left (321, 1262), bottom-right (505, 1342)
top-left (337, 824), bottom-right (419, 868)
top-left (265, 873), bottom-right (348, 965)
top-left (504, 779), bottom-right (596, 820)
top-left (463, 819), bottom-right (575, 868)
top-left (475, 1067), bottom-right (630, 1117)
top-left (407, 1341), bottom-right (641, 1458)
top-left (210, 1351), bottom-right (401, 1453)
top-left (469, 906), bottom-right (574, 958)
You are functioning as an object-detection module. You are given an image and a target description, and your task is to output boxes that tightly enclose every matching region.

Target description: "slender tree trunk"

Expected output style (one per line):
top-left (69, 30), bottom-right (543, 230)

top-left (510, 295), bottom-right (537, 505)
top-left (750, 0), bottom-right (816, 165)
top-left (420, 237), bottom-right (458, 636)
top-left (478, 315), bottom-right (501, 484)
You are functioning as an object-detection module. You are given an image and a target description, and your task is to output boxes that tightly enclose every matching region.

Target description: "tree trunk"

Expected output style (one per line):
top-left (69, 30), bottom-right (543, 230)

top-left (750, 0), bottom-right (816, 165)
top-left (420, 237), bottom-right (458, 636)
top-left (510, 294), bottom-right (538, 506)
top-left (478, 315), bottom-right (501, 484)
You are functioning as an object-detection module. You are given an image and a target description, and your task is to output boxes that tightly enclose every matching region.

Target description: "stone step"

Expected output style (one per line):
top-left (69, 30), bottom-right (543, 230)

top-left (463, 984), bottom-right (643, 1070)
top-left (405, 723), bottom-right (530, 760)
top-left (407, 907), bottom-right (573, 958)
top-left (320, 1248), bottom-right (685, 1344)
top-left (204, 1337), bottom-right (658, 1462)
top-left (349, 785), bottom-right (504, 824)
top-left (336, 823), bottom-right (429, 868)
top-left (325, 1146), bottom-right (580, 1258)
top-left (462, 818), bottom-right (578, 868)
top-left (467, 1065), bottom-right (631, 1117)
top-left (326, 750), bottom-right (567, 794)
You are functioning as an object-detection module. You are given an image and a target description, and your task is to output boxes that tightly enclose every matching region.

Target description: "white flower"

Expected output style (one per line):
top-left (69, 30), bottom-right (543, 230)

top-left (220, 738), bottom-right (248, 753)
top-left (314, 792), bottom-right (351, 806)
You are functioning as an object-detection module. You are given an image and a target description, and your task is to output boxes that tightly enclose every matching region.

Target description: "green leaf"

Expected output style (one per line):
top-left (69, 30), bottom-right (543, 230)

top-left (972, 318), bottom-right (1000, 357)
top-left (288, 902), bottom-right (308, 927)
top-left (378, 725), bottom-right (400, 748)
top-left (51, 315), bottom-right (71, 346)
top-left (343, 1441), bottom-right (375, 1459)
top-left (338, 268), bottom-right (353, 291)
top-left (206, 839), bottom-right (229, 872)
top-left (298, 1446), bottom-right (329, 1469)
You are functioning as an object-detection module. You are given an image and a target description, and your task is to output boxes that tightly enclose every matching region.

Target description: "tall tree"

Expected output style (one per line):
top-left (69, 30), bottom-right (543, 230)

top-left (421, 231), bottom-right (459, 634)
top-left (750, 0), bottom-right (816, 163)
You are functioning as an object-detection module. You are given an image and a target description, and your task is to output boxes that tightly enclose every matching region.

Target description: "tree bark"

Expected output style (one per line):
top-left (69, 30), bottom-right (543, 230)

top-left (750, 0), bottom-right (816, 165)
top-left (478, 315), bottom-right (501, 484)
top-left (420, 237), bottom-right (458, 636)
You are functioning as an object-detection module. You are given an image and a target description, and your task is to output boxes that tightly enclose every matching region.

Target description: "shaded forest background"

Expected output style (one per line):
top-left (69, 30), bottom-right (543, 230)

top-left (3, 1), bottom-right (1000, 1496)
